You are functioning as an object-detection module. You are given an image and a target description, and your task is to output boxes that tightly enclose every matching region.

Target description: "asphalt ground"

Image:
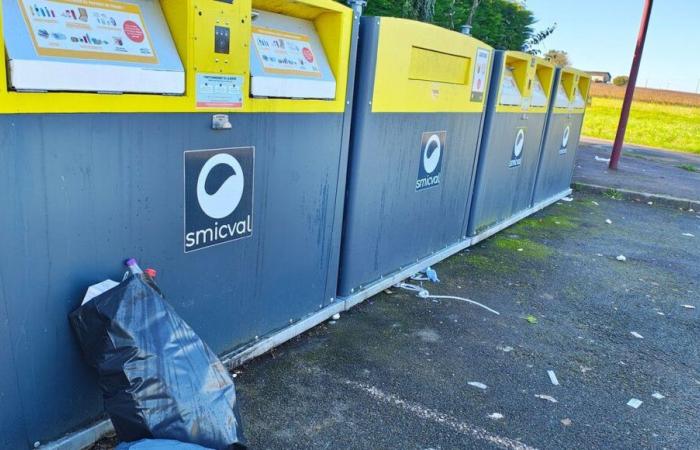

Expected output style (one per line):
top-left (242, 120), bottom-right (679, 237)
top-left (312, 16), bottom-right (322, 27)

top-left (92, 191), bottom-right (700, 450)
top-left (575, 138), bottom-right (700, 202)
top-left (231, 192), bottom-right (700, 449)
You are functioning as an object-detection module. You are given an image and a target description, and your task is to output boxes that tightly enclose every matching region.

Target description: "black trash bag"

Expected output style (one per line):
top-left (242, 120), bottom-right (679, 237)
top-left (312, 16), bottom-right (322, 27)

top-left (70, 274), bottom-right (246, 450)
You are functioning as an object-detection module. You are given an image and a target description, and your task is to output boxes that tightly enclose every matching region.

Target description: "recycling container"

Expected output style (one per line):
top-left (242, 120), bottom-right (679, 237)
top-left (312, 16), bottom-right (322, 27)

top-left (338, 17), bottom-right (493, 301)
top-left (533, 68), bottom-right (592, 204)
top-left (0, 0), bottom-right (356, 447)
top-left (467, 51), bottom-right (556, 238)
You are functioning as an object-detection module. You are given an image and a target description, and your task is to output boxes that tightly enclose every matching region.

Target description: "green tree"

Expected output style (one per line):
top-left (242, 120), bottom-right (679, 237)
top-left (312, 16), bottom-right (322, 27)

top-left (543, 49), bottom-right (571, 67)
top-left (362, 0), bottom-right (554, 53)
top-left (613, 75), bottom-right (629, 86)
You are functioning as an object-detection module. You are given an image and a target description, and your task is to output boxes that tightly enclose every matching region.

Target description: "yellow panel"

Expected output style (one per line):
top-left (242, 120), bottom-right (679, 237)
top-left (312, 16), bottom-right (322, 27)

top-left (495, 51), bottom-right (554, 114)
top-left (408, 47), bottom-right (469, 85)
top-left (371, 18), bottom-right (493, 113)
top-left (0, 0), bottom-right (352, 114)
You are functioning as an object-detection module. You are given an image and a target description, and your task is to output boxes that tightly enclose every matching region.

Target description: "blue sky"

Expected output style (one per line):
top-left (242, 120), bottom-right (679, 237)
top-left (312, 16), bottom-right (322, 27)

top-left (526, 0), bottom-right (700, 93)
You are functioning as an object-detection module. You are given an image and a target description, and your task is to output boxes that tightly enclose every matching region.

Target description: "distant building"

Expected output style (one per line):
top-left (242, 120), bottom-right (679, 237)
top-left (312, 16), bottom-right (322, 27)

top-left (587, 71), bottom-right (612, 83)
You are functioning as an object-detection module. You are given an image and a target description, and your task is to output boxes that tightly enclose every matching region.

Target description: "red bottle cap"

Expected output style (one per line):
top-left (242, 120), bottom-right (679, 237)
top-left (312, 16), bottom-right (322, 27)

top-left (144, 268), bottom-right (157, 278)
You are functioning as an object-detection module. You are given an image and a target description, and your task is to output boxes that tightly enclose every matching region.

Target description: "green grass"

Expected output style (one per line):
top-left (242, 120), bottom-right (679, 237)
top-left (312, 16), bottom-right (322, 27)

top-left (602, 188), bottom-right (622, 200)
top-left (582, 97), bottom-right (700, 154)
top-left (677, 163), bottom-right (699, 173)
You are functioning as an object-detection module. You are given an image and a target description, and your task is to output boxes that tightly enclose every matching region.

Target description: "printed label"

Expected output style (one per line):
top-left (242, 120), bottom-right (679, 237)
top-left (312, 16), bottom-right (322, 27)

top-left (470, 48), bottom-right (490, 102)
top-left (184, 147), bottom-right (255, 253)
top-left (19, 0), bottom-right (157, 64)
top-left (252, 26), bottom-right (321, 77)
top-left (196, 74), bottom-right (243, 109)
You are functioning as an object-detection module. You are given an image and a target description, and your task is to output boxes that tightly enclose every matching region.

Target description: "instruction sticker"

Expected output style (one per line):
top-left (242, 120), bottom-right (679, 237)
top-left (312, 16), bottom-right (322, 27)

top-left (470, 48), bottom-right (490, 102)
top-left (252, 26), bottom-right (321, 77)
top-left (19, 0), bottom-right (157, 64)
top-left (196, 74), bottom-right (243, 109)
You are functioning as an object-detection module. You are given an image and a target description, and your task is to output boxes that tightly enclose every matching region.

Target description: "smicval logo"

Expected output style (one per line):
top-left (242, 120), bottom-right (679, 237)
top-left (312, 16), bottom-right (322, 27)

top-left (197, 153), bottom-right (244, 219)
top-left (559, 125), bottom-right (571, 154)
top-left (416, 131), bottom-right (446, 191)
top-left (184, 147), bottom-right (254, 253)
top-left (509, 128), bottom-right (525, 167)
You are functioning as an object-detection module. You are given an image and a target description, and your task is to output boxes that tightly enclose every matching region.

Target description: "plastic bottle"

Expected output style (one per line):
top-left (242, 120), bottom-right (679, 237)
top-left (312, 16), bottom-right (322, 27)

top-left (125, 258), bottom-right (143, 275)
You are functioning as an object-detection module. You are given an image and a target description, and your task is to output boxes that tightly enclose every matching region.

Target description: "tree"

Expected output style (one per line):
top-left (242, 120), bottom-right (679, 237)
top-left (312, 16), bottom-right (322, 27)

top-left (363, 0), bottom-right (556, 53)
top-left (613, 76), bottom-right (629, 86)
top-left (543, 49), bottom-right (571, 67)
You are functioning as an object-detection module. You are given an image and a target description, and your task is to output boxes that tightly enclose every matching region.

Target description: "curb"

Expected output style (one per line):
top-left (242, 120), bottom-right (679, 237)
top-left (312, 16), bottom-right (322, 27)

top-left (572, 182), bottom-right (700, 211)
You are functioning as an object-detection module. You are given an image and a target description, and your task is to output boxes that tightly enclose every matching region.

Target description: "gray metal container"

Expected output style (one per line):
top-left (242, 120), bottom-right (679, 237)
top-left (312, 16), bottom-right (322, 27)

top-left (338, 17), bottom-right (492, 298)
top-left (468, 51), bottom-right (555, 237)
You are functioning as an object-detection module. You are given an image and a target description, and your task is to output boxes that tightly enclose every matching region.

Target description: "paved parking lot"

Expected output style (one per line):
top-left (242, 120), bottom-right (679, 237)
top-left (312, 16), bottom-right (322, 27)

top-left (233, 192), bottom-right (699, 449)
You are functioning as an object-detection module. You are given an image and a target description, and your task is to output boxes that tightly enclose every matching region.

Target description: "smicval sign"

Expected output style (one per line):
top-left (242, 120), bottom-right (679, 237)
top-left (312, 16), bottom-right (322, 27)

top-left (416, 131), bottom-right (446, 191)
top-left (184, 147), bottom-right (254, 253)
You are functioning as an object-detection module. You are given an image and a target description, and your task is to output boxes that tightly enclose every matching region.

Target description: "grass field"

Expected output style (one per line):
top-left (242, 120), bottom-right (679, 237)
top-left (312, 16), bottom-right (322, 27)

top-left (582, 96), bottom-right (700, 154)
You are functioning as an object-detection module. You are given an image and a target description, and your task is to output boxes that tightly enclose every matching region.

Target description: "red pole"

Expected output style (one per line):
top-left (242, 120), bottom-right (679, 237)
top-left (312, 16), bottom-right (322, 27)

top-left (609, 0), bottom-right (653, 170)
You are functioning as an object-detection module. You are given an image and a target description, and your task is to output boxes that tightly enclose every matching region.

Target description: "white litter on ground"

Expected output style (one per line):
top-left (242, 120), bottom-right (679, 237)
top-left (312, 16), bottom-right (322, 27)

top-left (630, 331), bottom-right (644, 339)
top-left (580, 366), bottom-right (593, 374)
top-left (535, 394), bottom-right (558, 403)
top-left (384, 289), bottom-right (393, 294)
top-left (560, 418), bottom-right (572, 427)
top-left (627, 398), bottom-right (643, 409)
top-left (682, 233), bottom-right (695, 237)
top-left (547, 370), bottom-right (560, 386)
top-left (332, 313), bottom-right (340, 320)
top-left (657, 311), bottom-right (665, 316)
top-left (594, 155), bottom-right (611, 163)
top-left (592, 201), bottom-right (599, 206)
top-left (497, 345), bottom-right (514, 353)
top-left (395, 282), bottom-right (500, 315)
top-left (616, 255), bottom-right (627, 262)
top-left (468, 382), bottom-right (488, 390)
top-left (647, 202), bottom-right (653, 205)
top-left (682, 304), bottom-right (696, 309)
top-left (487, 413), bottom-right (505, 420)
top-left (605, 219), bottom-right (613, 224)
top-left (652, 392), bottom-right (665, 399)
top-left (561, 197), bottom-right (574, 202)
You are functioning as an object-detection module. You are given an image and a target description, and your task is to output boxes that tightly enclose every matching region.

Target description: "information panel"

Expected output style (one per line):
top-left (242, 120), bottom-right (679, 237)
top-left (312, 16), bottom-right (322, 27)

top-left (18, 0), bottom-right (157, 64)
top-left (252, 26), bottom-right (321, 77)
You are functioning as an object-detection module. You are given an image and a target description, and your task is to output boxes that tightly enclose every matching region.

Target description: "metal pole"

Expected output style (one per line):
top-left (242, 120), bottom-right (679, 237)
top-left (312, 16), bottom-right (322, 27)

top-left (609, 0), bottom-right (653, 170)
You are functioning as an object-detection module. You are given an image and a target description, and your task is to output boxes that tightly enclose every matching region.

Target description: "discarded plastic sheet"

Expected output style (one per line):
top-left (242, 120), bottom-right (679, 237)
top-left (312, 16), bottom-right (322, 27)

top-left (682, 304), bottom-right (696, 310)
top-left (682, 233), bottom-right (695, 237)
top-left (560, 418), bottom-right (572, 427)
top-left (594, 156), bottom-right (611, 163)
top-left (70, 270), bottom-right (246, 449)
top-left (616, 255), bottom-right (627, 262)
top-left (627, 398), bottom-right (643, 409)
top-left (630, 331), bottom-right (644, 339)
top-left (605, 219), bottom-right (612, 224)
top-left (497, 345), bottom-right (514, 353)
top-left (468, 382), bottom-right (488, 390)
top-left (535, 394), bottom-right (558, 403)
top-left (652, 392), bottom-right (665, 399)
top-left (487, 413), bottom-right (504, 420)
top-left (332, 313), bottom-right (341, 320)
top-left (547, 370), bottom-right (560, 386)
top-left (82, 279), bottom-right (119, 305)
top-left (561, 197), bottom-right (574, 202)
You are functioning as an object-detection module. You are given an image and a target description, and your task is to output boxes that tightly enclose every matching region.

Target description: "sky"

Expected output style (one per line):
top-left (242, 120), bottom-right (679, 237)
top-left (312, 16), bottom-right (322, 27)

top-left (525, 0), bottom-right (700, 93)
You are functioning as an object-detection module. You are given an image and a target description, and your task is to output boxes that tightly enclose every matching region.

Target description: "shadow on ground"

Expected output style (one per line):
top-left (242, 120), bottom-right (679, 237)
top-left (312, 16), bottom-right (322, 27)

top-left (234, 192), bottom-right (700, 450)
